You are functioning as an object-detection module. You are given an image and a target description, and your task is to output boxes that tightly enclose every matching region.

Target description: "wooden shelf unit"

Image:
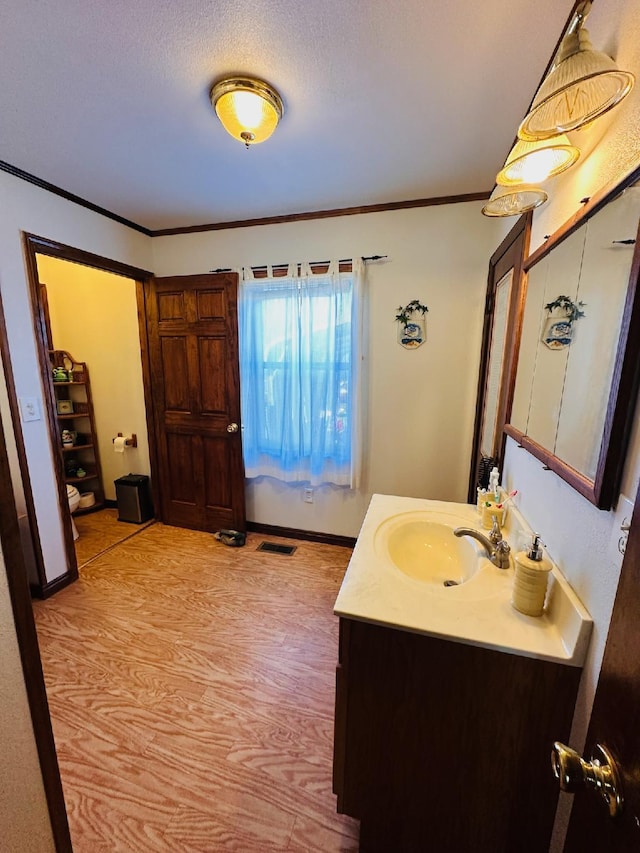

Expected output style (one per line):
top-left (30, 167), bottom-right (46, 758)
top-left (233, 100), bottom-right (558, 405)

top-left (50, 350), bottom-right (105, 512)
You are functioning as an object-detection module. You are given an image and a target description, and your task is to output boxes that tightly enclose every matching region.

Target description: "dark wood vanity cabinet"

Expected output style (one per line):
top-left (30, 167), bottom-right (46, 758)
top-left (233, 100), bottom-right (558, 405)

top-left (333, 618), bottom-right (581, 853)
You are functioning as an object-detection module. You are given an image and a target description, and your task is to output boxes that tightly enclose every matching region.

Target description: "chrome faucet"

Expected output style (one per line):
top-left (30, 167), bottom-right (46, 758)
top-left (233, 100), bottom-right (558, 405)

top-left (453, 518), bottom-right (511, 569)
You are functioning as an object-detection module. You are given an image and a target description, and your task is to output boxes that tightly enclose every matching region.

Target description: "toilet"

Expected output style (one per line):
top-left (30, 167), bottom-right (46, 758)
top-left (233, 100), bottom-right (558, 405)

top-left (66, 484), bottom-right (80, 541)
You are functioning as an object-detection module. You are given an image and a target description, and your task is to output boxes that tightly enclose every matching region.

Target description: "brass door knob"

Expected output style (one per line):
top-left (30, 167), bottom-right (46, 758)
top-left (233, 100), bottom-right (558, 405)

top-left (551, 741), bottom-right (624, 818)
top-left (226, 422), bottom-right (239, 433)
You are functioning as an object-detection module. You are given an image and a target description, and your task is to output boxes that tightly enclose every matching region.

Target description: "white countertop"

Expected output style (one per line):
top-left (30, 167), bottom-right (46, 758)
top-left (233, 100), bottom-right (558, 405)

top-left (334, 494), bottom-right (592, 667)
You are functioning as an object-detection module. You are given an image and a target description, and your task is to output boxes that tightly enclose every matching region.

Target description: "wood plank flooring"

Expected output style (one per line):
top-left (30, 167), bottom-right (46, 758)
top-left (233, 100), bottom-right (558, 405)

top-left (73, 508), bottom-right (154, 568)
top-left (33, 518), bottom-right (359, 851)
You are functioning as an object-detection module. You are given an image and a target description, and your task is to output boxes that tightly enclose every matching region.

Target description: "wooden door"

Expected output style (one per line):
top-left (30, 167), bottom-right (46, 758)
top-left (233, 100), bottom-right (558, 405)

top-left (145, 272), bottom-right (246, 532)
top-left (563, 479), bottom-right (640, 849)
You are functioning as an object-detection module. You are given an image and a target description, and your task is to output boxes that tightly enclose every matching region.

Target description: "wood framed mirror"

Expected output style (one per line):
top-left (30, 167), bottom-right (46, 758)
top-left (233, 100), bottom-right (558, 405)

top-left (505, 166), bottom-right (640, 510)
top-left (468, 214), bottom-right (531, 501)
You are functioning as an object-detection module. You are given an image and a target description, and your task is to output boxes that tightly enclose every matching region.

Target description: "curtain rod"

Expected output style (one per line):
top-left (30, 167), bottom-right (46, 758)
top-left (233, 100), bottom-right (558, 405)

top-left (210, 255), bottom-right (387, 274)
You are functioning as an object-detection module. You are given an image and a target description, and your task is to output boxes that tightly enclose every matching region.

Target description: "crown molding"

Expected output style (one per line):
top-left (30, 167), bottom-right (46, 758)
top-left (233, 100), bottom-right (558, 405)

top-left (1, 160), bottom-right (490, 238)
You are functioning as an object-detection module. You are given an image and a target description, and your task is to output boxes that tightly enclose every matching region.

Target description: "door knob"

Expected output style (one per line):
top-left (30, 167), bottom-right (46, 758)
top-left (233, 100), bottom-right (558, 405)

top-left (551, 741), bottom-right (624, 818)
top-left (226, 422), bottom-right (239, 433)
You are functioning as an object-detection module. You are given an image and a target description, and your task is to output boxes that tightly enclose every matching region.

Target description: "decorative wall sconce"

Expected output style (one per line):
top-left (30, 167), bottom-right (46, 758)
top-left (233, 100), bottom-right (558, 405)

top-left (541, 295), bottom-right (586, 350)
top-left (395, 299), bottom-right (428, 349)
top-left (210, 76), bottom-right (284, 148)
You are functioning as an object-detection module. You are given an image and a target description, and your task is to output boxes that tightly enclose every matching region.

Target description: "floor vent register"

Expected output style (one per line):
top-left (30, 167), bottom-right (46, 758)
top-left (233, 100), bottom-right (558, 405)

top-left (257, 542), bottom-right (297, 556)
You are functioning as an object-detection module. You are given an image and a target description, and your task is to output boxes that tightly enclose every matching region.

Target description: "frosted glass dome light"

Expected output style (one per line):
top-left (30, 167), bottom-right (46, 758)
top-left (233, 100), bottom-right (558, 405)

top-left (482, 184), bottom-right (548, 218)
top-left (210, 77), bottom-right (284, 148)
top-left (496, 135), bottom-right (580, 186)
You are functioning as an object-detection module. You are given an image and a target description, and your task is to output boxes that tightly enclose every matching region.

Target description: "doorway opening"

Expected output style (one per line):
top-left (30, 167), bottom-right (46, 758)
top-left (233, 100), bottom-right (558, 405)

top-left (21, 233), bottom-right (156, 596)
top-left (36, 253), bottom-right (154, 571)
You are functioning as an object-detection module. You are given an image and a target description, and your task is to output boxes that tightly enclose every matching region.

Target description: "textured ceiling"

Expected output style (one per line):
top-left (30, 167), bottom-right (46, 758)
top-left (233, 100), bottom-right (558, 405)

top-left (0, 0), bottom-right (574, 230)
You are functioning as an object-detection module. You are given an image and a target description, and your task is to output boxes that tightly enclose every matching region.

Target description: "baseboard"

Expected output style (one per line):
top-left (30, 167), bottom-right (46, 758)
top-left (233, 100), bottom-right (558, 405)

top-left (246, 521), bottom-right (356, 549)
top-left (104, 499), bottom-right (118, 508)
top-left (31, 568), bottom-right (78, 600)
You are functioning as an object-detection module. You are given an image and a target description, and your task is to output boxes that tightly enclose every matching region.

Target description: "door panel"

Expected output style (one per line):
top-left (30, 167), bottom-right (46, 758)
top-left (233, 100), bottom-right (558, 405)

top-left (157, 290), bottom-right (186, 321)
top-left (146, 272), bottom-right (245, 532)
top-left (198, 338), bottom-right (227, 413)
top-left (196, 288), bottom-right (225, 320)
top-left (166, 432), bottom-right (198, 504)
top-left (203, 436), bottom-right (232, 508)
top-left (564, 480), bottom-right (640, 849)
top-left (161, 337), bottom-right (190, 410)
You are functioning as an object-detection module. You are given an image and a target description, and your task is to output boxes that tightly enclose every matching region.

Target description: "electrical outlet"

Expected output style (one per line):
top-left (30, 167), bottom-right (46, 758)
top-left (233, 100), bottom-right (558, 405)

top-left (18, 396), bottom-right (41, 422)
top-left (303, 487), bottom-right (314, 503)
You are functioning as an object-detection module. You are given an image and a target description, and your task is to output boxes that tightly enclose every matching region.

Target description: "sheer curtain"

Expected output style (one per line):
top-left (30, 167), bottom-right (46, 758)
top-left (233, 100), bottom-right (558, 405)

top-left (239, 259), bottom-right (364, 487)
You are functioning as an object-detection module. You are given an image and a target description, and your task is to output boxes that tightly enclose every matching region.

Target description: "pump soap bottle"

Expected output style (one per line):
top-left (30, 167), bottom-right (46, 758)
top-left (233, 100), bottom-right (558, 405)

top-left (511, 534), bottom-right (552, 617)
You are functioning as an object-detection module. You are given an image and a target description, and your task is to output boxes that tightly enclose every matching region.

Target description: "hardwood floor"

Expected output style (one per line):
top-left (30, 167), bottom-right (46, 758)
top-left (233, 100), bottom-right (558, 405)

top-left (74, 508), bottom-right (154, 568)
top-left (33, 522), bottom-right (359, 851)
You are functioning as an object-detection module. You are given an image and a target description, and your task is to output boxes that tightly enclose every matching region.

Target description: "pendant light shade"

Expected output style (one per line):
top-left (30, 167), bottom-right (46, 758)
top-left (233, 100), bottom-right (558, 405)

top-left (496, 135), bottom-right (580, 186)
top-left (482, 184), bottom-right (548, 218)
top-left (210, 77), bottom-right (284, 147)
top-left (518, 22), bottom-right (634, 141)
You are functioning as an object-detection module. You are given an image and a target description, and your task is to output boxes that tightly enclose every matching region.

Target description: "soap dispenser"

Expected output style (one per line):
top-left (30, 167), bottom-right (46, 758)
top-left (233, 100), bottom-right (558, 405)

top-left (511, 534), bottom-right (552, 617)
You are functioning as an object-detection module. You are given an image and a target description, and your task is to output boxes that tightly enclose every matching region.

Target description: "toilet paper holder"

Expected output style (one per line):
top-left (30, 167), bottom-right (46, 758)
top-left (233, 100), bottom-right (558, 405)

top-left (112, 432), bottom-right (137, 448)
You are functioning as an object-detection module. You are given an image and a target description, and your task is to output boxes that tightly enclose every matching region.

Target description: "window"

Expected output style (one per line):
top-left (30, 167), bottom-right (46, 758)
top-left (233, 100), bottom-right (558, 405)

top-left (239, 260), bottom-right (364, 487)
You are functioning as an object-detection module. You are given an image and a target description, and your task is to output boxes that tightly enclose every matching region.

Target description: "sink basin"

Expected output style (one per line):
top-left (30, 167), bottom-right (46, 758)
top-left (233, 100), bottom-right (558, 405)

top-left (376, 513), bottom-right (481, 586)
top-left (335, 495), bottom-right (593, 666)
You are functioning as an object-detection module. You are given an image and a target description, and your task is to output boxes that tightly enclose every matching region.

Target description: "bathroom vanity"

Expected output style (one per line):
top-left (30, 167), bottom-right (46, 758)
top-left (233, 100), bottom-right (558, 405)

top-left (333, 494), bottom-right (592, 853)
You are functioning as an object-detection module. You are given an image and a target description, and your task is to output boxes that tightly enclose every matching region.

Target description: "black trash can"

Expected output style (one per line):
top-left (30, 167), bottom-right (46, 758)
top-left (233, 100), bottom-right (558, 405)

top-left (114, 474), bottom-right (154, 523)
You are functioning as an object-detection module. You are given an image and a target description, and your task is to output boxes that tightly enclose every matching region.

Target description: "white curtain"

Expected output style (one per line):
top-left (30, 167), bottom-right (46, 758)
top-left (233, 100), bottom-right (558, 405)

top-left (239, 259), bottom-right (365, 487)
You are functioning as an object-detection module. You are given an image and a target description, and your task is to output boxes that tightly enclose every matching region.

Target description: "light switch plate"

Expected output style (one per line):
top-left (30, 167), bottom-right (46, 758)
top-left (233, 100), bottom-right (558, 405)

top-left (18, 396), bottom-right (41, 422)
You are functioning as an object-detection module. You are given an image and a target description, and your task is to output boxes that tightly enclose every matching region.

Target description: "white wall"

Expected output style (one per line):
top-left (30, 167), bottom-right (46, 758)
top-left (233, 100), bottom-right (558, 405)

top-left (36, 255), bottom-right (151, 501)
top-left (0, 346), bottom-right (40, 585)
top-left (0, 546), bottom-right (55, 853)
top-left (152, 203), bottom-right (504, 537)
top-left (499, 1), bottom-right (640, 847)
top-left (0, 170), bottom-right (152, 583)
top-left (0, 170), bottom-right (152, 844)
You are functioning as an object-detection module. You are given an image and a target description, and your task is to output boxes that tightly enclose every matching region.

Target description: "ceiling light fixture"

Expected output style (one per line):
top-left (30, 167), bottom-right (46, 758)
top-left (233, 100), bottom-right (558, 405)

top-left (481, 184), bottom-right (548, 218)
top-left (496, 135), bottom-right (580, 187)
top-left (518, 1), bottom-right (634, 141)
top-left (210, 76), bottom-right (284, 148)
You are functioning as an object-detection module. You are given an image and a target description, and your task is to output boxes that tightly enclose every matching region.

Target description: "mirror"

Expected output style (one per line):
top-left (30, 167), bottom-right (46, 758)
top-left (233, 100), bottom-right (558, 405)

top-left (506, 175), bottom-right (640, 509)
top-left (480, 270), bottom-right (513, 460)
top-left (468, 216), bottom-right (530, 501)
